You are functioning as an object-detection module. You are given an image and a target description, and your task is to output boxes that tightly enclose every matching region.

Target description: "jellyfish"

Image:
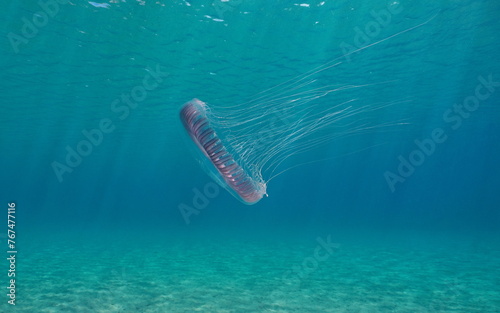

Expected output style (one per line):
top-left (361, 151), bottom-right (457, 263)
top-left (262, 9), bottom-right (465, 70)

top-left (179, 15), bottom-right (436, 205)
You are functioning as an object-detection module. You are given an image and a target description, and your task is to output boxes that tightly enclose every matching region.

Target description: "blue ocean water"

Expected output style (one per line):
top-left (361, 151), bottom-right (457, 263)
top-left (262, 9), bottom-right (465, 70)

top-left (1, 0), bottom-right (500, 312)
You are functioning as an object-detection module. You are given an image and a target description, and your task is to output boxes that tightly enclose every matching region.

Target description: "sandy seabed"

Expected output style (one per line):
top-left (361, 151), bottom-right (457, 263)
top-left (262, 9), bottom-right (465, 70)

top-left (7, 231), bottom-right (500, 312)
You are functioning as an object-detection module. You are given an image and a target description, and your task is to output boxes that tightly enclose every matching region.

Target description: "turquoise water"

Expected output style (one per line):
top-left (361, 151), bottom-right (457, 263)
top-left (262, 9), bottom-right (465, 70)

top-left (1, 0), bottom-right (500, 312)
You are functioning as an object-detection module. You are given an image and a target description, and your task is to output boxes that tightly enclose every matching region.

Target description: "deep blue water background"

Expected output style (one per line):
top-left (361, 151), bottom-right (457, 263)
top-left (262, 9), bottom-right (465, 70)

top-left (1, 0), bottom-right (500, 311)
